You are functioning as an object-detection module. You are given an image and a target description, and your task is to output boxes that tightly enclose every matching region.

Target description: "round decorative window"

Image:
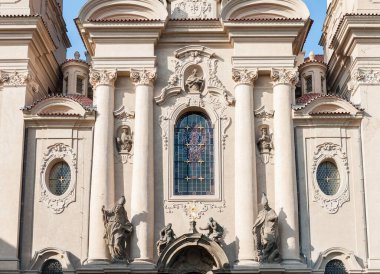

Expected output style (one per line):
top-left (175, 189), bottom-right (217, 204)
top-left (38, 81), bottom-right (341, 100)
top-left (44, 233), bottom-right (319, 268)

top-left (48, 162), bottom-right (71, 196)
top-left (316, 161), bottom-right (340, 196)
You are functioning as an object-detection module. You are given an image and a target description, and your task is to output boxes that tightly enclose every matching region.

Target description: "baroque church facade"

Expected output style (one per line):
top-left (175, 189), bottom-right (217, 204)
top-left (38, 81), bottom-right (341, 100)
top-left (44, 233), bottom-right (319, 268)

top-left (0, 0), bottom-right (379, 273)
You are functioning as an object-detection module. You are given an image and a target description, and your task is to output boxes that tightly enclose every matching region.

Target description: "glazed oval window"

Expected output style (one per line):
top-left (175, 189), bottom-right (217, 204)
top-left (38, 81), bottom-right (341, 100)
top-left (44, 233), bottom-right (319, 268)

top-left (316, 161), bottom-right (340, 196)
top-left (48, 162), bottom-right (71, 196)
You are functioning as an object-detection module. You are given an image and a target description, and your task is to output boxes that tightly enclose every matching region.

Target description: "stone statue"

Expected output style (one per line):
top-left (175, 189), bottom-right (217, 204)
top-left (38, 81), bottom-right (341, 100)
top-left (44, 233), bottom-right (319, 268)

top-left (257, 127), bottom-right (273, 154)
top-left (156, 223), bottom-right (176, 255)
top-left (252, 193), bottom-right (281, 263)
top-left (116, 127), bottom-right (133, 153)
top-left (102, 196), bottom-right (133, 263)
top-left (185, 68), bottom-right (204, 93)
top-left (200, 217), bottom-right (224, 245)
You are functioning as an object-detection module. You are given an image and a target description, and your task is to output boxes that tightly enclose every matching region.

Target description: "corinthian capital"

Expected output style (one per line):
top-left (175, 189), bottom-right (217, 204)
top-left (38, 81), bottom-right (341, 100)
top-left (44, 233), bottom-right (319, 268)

top-left (271, 68), bottom-right (299, 86)
top-left (0, 71), bottom-right (30, 86)
top-left (232, 68), bottom-right (258, 86)
top-left (89, 68), bottom-right (117, 88)
top-left (131, 69), bottom-right (156, 86)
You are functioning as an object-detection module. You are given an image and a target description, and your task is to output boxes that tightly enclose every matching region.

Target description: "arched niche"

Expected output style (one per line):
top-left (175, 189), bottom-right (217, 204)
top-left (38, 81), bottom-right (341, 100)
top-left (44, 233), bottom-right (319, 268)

top-left (313, 247), bottom-right (363, 273)
top-left (157, 233), bottom-right (230, 274)
top-left (28, 247), bottom-right (74, 272)
top-left (221, 0), bottom-right (310, 20)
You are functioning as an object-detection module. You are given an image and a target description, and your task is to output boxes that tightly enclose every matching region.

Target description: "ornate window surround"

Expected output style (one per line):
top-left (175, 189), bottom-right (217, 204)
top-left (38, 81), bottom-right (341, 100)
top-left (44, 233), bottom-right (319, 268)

top-left (40, 143), bottom-right (77, 214)
top-left (311, 142), bottom-right (349, 214)
top-left (157, 46), bottom-right (233, 202)
top-left (313, 247), bottom-right (362, 273)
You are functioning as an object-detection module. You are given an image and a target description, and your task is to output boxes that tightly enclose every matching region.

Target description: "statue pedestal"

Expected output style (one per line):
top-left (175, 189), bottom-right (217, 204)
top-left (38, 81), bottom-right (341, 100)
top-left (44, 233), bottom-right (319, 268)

top-left (233, 259), bottom-right (260, 269)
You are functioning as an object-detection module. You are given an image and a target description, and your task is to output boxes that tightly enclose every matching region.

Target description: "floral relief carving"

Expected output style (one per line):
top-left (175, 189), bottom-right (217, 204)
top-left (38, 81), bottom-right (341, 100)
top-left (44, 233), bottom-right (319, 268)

top-left (311, 142), bottom-right (349, 214)
top-left (348, 68), bottom-right (380, 91)
top-left (171, 0), bottom-right (216, 19)
top-left (131, 69), bottom-right (157, 86)
top-left (271, 68), bottom-right (299, 86)
top-left (232, 68), bottom-right (258, 86)
top-left (164, 200), bottom-right (226, 220)
top-left (0, 70), bottom-right (30, 86)
top-left (89, 69), bottom-right (117, 88)
top-left (40, 143), bottom-right (78, 214)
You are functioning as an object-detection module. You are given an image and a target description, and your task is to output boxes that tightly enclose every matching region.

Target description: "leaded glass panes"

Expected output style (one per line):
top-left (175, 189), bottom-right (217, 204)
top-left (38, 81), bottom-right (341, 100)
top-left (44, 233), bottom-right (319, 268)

top-left (174, 112), bottom-right (214, 195)
top-left (48, 162), bottom-right (71, 196)
top-left (316, 161), bottom-right (340, 196)
top-left (324, 259), bottom-right (348, 274)
top-left (42, 259), bottom-right (63, 274)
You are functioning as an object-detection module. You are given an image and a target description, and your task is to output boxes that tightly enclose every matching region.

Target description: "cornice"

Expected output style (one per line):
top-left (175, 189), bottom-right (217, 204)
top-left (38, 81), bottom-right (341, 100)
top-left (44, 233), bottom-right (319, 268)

top-left (89, 68), bottom-right (117, 88)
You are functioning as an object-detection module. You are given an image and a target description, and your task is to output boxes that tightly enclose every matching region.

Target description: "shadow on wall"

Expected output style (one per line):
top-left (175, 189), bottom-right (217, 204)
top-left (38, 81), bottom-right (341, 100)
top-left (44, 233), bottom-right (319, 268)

top-left (0, 238), bottom-right (18, 269)
top-left (278, 208), bottom-right (294, 253)
top-left (131, 211), bottom-right (149, 258)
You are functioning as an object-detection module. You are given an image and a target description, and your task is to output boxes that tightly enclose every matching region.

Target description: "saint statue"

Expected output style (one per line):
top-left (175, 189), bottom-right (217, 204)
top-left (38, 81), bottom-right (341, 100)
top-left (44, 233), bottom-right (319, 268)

top-left (252, 193), bottom-right (281, 263)
top-left (102, 196), bottom-right (133, 263)
top-left (116, 127), bottom-right (133, 152)
top-left (200, 217), bottom-right (224, 245)
top-left (156, 223), bottom-right (176, 256)
top-left (257, 127), bottom-right (273, 154)
top-left (185, 68), bottom-right (204, 93)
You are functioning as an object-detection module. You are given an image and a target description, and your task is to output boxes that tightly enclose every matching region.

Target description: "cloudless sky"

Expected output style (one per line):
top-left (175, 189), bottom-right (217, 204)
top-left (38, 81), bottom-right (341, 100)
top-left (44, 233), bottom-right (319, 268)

top-left (64, 0), bottom-right (326, 59)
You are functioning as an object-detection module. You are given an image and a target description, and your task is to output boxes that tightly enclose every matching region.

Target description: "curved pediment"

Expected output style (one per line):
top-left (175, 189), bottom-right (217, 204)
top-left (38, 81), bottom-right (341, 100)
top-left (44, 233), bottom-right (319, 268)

top-left (221, 0), bottom-right (310, 20)
top-left (78, 0), bottom-right (168, 22)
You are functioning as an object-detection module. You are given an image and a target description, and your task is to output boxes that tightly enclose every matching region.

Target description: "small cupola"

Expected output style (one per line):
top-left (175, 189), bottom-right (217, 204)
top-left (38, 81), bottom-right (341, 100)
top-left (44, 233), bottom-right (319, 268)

top-left (61, 52), bottom-right (90, 96)
top-left (299, 51), bottom-right (328, 95)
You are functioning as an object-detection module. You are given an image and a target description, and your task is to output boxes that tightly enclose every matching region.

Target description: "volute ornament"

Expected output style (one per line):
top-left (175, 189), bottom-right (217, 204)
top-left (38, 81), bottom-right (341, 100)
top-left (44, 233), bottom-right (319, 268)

top-left (232, 68), bottom-right (258, 86)
top-left (89, 69), bottom-right (117, 88)
top-left (131, 69), bottom-right (156, 86)
top-left (271, 68), bottom-right (299, 86)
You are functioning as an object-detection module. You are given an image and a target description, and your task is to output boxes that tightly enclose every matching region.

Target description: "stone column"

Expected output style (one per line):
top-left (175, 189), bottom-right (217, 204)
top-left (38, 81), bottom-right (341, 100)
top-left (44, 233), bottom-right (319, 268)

top-left (130, 69), bottom-right (156, 264)
top-left (232, 68), bottom-right (259, 266)
top-left (87, 69), bottom-right (117, 264)
top-left (271, 68), bottom-right (300, 263)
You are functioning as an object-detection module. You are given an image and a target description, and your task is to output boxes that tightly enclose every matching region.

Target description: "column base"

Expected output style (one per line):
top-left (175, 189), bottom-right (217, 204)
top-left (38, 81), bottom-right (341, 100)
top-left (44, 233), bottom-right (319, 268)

top-left (84, 258), bottom-right (110, 265)
top-left (233, 259), bottom-right (260, 269)
top-left (129, 259), bottom-right (155, 270)
top-left (282, 259), bottom-right (308, 271)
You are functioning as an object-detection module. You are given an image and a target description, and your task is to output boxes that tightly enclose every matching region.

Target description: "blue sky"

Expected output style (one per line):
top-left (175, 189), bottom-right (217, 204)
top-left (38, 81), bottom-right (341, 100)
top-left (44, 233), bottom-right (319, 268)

top-left (64, 0), bottom-right (326, 59)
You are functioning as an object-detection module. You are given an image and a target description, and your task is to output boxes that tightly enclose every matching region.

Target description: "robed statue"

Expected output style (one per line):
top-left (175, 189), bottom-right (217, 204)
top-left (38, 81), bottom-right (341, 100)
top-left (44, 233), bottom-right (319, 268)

top-left (252, 193), bottom-right (281, 263)
top-left (185, 68), bottom-right (204, 93)
top-left (156, 223), bottom-right (176, 256)
top-left (200, 217), bottom-right (224, 245)
top-left (102, 196), bottom-right (133, 262)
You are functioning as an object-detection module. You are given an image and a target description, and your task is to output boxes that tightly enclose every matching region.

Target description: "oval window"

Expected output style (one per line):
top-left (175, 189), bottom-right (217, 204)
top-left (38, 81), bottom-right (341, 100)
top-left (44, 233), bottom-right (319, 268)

top-left (316, 161), bottom-right (340, 196)
top-left (48, 162), bottom-right (71, 196)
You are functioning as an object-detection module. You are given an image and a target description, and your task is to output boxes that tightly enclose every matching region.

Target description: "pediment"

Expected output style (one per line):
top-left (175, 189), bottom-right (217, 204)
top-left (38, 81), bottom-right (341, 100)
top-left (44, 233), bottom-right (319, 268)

top-left (221, 0), bottom-right (310, 20)
top-left (78, 0), bottom-right (168, 22)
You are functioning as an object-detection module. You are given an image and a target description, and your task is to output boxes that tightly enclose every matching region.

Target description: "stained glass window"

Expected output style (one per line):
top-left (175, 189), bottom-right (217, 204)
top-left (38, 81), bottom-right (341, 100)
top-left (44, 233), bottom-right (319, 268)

top-left (48, 162), bottom-right (71, 196)
top-left (174, 112), bottom-right (214, 196)
top-left (324, 259), bottom-right (348, 274)
top-left (317, 161), bottom-right (340, 196)
top-left (42, 259), bottom-right (63, 274)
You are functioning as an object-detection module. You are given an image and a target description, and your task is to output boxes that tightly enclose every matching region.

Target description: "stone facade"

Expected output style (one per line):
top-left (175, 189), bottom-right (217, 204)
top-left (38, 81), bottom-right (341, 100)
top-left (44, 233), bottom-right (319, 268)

top-left (0, 0), bottom-right (379, 273)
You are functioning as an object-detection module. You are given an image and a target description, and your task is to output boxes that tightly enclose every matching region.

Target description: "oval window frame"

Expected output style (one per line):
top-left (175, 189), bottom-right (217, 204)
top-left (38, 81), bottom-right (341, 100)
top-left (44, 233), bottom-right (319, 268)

top-left (316, 160), bottom-right (341, 196)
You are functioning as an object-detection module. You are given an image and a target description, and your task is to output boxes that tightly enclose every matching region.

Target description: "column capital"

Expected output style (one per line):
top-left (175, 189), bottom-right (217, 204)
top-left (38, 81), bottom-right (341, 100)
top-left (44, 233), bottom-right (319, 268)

top-left (0, 70), bottom-right (30, 87)
top-left (131, 69), bottom-right (156, 87)
top-left (232, 68), bottom-right (258, 86)
top-left (89, 68), bottom-right (117, 88)
top-left (271, 68), bottom-right (299, 87)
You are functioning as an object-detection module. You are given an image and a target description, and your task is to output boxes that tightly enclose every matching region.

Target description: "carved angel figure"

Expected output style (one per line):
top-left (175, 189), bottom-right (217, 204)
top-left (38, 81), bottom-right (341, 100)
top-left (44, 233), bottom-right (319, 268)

top-left (102, 196), bottom-right (133, 263)
top-left (252, 193), bottom-right (281, 263)
top-left (185, 68), bottom-right (204, 93)
top-left (156, 223), bottom-right (176, 255)
top-left (200, 217), bottom-right (224, 245)
top-left (116, 127), bottom-right (133, 152)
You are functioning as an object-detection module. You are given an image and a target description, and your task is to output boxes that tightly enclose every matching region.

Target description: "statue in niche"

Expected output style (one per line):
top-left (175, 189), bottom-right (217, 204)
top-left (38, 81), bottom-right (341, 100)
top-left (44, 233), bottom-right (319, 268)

top-left (257, 126), bottom-right (273, 154)
top-left (200, 217), bottom-right (224, 245)
top-left (156, 223), bottom-right (176, 256)
top-left (116, 127), bottom-right (133, 153)
top-left (185, 68), bottom-right (204, 93)
top-left (102, 196), bottom-right (133, 263)
top-left (252, 193), bottom-right (281, 263)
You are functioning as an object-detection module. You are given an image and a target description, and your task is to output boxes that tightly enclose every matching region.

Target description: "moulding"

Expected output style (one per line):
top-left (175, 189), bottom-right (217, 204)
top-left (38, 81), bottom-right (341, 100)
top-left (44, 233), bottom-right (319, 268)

top-left (40, 143), bottom-right (77, 214)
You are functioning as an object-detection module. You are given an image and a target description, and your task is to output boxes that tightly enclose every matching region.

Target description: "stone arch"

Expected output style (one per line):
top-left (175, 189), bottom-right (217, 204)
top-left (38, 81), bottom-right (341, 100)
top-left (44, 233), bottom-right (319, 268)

top-left (157, 233), bottom-right (230, 273)
top-left (313, 247), bottom-right (363, 272)
top-left (78, 0), bottom-right (168, 21)
top-left (221, 0), bottom-right (310, 20)
top-left (28, 247), bottom-right (74, 272)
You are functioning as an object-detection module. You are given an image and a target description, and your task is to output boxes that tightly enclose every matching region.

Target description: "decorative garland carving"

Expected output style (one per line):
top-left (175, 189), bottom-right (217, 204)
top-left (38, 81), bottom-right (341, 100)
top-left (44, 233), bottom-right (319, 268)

top-left (311, 142), bottom-right (349, 214)
top-left (232, 68), bottom-right (258, 86)
top-left (0, 70), bottom-right (30, 86)
top-left (348, 68), bottom-right (380, 91)
top-left (131, 69), bottom-right (156, 86)
top-left (40, 143), bottom-right (77, 214)
top-left (89, 69), bottom-right (117, 88)
top-left (271, 68), bottom-right (299, 86)
top-left (164, 200), bottom-right (226, 220)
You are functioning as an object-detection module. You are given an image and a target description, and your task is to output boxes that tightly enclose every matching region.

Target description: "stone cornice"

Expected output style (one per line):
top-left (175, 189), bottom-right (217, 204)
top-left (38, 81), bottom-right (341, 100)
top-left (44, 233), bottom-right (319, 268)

top-left (0, 70), bottom-right (30, 86)
top-left (89, 68), bottom-right (117, 88)
top-left (232, 68), bottom-right (258, 86)
top-left (271, 68), bottom-right (299, 86)
top-left (131, 69), bottom-right (157, 86)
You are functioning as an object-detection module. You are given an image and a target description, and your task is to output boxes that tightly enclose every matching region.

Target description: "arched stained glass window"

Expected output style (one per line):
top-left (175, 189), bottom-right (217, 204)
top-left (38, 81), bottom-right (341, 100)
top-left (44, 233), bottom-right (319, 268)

top-left (174, 112), bottom-right (214, 195)
top-left (41, 259), bottom-right (63, 274)
top-left (324, 259), bottom-right (348, 274)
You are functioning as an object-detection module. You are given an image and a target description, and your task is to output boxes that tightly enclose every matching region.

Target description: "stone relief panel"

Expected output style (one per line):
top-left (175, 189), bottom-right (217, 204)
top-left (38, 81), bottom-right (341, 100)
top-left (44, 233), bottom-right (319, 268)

top-left (170, 0), bottom-right (217, 19)
top-left (40, 143), bottom-right (77, 214)
top-left (114, 105), bottom-right (135, 164)
top-left (348, 68), bottom-right (380, 92)
top-left (311, 142), bottom-right (350, 214)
